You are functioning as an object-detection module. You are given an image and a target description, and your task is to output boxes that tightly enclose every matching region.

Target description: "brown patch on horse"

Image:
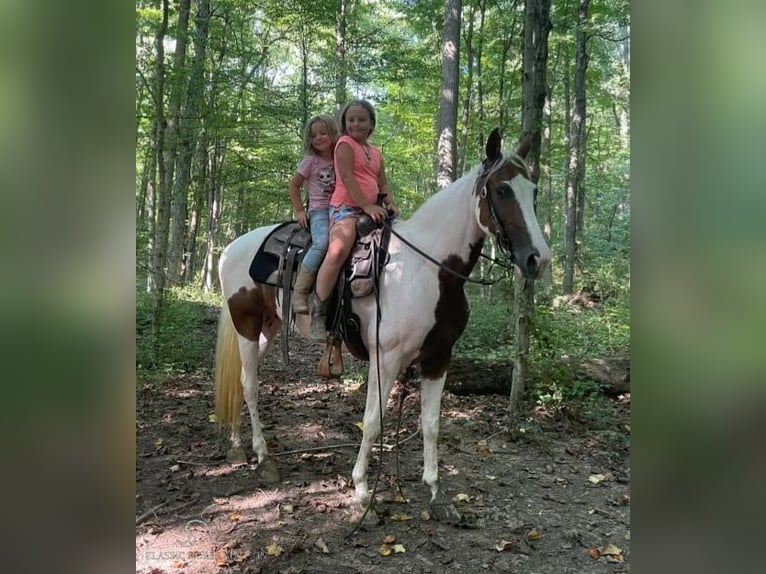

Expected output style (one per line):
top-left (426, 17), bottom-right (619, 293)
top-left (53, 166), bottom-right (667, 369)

top-left (417, 239), bottom-right (484, 379)
top-left (227, 285), bottom-right (279, 342)
top-left (475, 157), bottom-right (528, 234)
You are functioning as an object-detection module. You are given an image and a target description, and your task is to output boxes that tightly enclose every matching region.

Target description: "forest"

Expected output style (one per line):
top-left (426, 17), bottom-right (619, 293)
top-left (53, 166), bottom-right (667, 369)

top-left (136, 1), bottom-right (630, 572)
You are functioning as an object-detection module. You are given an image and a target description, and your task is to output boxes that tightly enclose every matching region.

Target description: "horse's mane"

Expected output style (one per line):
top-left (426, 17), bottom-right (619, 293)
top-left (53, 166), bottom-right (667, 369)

top-left (402, 149), bottom-right (530, 229)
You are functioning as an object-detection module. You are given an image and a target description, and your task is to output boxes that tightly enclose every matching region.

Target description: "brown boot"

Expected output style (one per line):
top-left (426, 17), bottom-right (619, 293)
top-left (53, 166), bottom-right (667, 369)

top-left (292, 264), bottom-right (315, 314)
top-left (309, 293), bottom-right (329, 342)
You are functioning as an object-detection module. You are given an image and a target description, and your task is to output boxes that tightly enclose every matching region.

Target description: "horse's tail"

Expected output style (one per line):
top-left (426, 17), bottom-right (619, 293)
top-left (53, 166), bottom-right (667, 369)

top-left (214, 302), bottom-right (243, 438)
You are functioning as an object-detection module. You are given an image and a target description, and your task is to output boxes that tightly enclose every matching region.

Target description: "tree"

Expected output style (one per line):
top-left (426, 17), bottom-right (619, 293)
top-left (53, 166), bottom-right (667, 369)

top-left (563, 0), bottom-right (591, 294)
top-left (510, 0), bottom-right (551, 422)
top-left (436, 0), bottom-right (462, 190)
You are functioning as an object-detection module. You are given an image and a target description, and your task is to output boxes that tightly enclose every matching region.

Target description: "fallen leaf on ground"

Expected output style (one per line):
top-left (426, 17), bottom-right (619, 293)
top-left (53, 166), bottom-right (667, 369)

top-left (265, 542), bottom-right (284, 556)
top-left (588, 546), bottom-right (600, 559)
top-left (495, 539), bottom-right (516, 552)
top-left (229, 512), bottom-right (241, 522)
top-left (208, 413), bottom-right (218, 423)
top-left (379, 544), bottom-right (392, 556)
top-left (214, 548), bottom-right (229, 566)
top-left (453, 493), bottom-right (471, 503)
top-left (526, 528), bottom-right (543, 541)
top-left (391, 513), bottom-right (413, 521)
top-left (315, 537), bottom-right (330, 554)
top-left (394, 494), bottom-right (408, 503)
top-left (392, 544), bottom-right (406, 553)
top-left (171, 560), bottom-right (187, 568)
top-left (601, 543), bottom-right (623, 556)
top-left (588, 472), bottom-right (614, 484)
top-left (355, 421), bottom-right (364, 431)
top-left (420, 509), bottom-right (431, 521)
top-left (382, 534), bottom-right (396, 544)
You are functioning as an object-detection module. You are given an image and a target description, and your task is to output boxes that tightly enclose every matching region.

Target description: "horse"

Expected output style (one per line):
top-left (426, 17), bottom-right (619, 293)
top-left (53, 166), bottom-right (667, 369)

top-left (213, 128), bottom-right (551, 521)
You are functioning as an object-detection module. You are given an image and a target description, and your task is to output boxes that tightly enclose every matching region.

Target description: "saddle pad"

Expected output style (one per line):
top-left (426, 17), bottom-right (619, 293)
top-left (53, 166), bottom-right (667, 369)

top-left (249, 221), bottom-right (312, 285)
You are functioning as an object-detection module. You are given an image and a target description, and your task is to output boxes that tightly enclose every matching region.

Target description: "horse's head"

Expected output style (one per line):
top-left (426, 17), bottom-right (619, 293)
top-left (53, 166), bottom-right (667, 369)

top-left (474, 128), bottom-right (551, 279)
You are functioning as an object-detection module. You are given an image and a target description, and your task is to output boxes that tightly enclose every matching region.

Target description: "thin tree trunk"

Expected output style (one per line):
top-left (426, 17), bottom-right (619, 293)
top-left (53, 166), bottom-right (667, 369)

top-left (202, 139), bottom-right (225, 292)
top-left (137, 118), bottom-right (157, 225)
top-left (563, 0), bottom-right (590, 294)
top-left (458, 1), bottom-right (475, 178)
top-left (170, 0), bottom-right (209, 284)
top-left (335, 0), bottom-right (348, 109)
top-left (510, 0), bottom-right (551, 424)
top-left (166, 0), bottom-right (192, 284)
top-left (149, 0), bottom-right (169, 298)
top-left (436, 0), bottom-right (462, 191)
top-left (474, 0), bottom-right (485, 160)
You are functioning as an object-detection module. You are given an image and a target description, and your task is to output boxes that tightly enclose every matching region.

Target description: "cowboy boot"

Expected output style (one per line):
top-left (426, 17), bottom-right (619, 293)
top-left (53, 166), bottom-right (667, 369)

top-left (309, 293), bottom-right (329, 342)
top-left (292, 264), bottom-right (315, 314)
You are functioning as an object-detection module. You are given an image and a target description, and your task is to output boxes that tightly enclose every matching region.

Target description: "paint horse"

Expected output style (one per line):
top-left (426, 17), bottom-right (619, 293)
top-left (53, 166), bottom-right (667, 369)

top-left (214, 128), bottom-right (551, 521)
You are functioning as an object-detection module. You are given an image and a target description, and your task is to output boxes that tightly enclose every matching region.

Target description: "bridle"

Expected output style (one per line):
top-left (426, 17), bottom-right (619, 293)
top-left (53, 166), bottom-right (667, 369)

top-left (477, 158), bottom-right (523, 269)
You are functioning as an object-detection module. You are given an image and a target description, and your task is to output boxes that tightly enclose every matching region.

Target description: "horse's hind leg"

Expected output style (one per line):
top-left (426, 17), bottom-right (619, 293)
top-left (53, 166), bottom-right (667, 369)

top-left (421, 374), bottom-right (461, 524)
top-left (237, 335), bottom-right (281, 484)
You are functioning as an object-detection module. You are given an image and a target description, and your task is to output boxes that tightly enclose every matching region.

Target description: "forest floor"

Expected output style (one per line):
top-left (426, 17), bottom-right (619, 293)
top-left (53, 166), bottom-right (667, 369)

top-left (136, 337), bottom-right (630, 574)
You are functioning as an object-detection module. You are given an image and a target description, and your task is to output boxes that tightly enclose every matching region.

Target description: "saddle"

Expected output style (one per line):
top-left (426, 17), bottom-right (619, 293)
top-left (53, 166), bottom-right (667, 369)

top-left (248, 215), bottom-right (393, 374)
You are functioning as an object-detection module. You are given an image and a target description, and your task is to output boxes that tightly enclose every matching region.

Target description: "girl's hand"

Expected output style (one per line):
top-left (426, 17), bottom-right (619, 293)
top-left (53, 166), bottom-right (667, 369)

top-left (296, 210), bottom-right (308, 228)
top-left (385, 203), bottom-right (399, 218)
top-left (362, 203), bottom-right (388, 223)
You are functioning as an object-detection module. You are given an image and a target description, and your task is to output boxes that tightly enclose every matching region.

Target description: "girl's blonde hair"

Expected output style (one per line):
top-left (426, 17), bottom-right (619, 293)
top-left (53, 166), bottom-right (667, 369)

top-left (303, 115), bottom-right (340, 154)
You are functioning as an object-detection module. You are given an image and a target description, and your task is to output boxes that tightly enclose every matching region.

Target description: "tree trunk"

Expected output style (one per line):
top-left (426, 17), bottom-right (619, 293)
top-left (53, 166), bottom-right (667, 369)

top-left (137, 118), bottom-right (157, 226)
top-left (201, 139), bottom-right (225, 292)
top-left (149, 0), bottom-right (169, 298)
top-left (458, 0), bottom-right (475, 178)
top-left (335, 0), bottom-right (348, 109)
top-left (474, 0), bottom-right (486, 160)
top-left (510, 0), bottom-right (551, 424)
top-left (166, 0), bottom-right (192, 284)
top-left (436, 0), bottom-right (462, 191)
top-left (562, 0), bottom-right (590, 294)
top-left (170, 0), bottom-right (209, 284)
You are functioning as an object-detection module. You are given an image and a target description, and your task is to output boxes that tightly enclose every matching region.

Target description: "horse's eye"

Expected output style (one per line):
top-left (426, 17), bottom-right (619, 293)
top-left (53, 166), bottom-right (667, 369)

top-left (496, 184), bottom-right (511, 197)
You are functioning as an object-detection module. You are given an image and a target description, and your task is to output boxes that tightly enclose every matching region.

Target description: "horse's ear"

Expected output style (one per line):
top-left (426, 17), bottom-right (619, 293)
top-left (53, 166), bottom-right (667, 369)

top-left (517, 131), bottom-right (533, 159)
top-left (485, 128), bottom-right (502, 163)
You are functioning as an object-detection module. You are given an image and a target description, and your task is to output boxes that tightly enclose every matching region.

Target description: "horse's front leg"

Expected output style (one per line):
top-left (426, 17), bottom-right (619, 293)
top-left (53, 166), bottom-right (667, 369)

top-left (421, 373), bottom-right (461, 523)
top-left (351, 354), bottom-right (399, 508)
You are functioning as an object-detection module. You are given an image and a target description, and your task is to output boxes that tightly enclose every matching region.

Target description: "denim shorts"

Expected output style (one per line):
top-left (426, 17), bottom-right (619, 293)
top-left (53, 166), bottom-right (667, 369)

top-left (329, 204), bottom-right (363, 225)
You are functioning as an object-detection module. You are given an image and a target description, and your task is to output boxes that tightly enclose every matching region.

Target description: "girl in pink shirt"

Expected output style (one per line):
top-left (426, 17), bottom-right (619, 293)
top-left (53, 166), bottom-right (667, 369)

top-left (287, 115), bottom-right (339, 314)
top-left (310, 100), bottom-right (398, 341)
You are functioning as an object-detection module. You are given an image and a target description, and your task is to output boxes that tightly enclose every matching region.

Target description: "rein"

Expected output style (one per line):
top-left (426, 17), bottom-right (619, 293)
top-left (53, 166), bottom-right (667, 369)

top-left (381, 219), bottom-right (500, 286)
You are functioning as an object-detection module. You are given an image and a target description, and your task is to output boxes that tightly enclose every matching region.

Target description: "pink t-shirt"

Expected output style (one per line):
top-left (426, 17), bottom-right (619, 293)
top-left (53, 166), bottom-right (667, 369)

top-left (296, 155), bottom-right (336, 211)
top-left (331, 135), bottom-right (382, 208)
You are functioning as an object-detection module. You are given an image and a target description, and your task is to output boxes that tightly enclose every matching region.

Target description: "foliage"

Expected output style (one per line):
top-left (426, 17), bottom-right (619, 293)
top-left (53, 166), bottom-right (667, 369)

top-left (136, 285), bottom-right (221, 376)
top-left (135, 0), bottom-right (631, 421)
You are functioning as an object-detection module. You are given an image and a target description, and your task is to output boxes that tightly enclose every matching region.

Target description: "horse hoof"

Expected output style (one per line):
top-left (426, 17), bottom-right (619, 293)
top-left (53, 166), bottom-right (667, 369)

top-left (255, 458), bottom-right (281, 484)
top-left (429, 493), bottom-right (462, 524)
top-left (226, 447), bottom-right (247, 464)
top-left (348, 505), bottom-right (380, 529)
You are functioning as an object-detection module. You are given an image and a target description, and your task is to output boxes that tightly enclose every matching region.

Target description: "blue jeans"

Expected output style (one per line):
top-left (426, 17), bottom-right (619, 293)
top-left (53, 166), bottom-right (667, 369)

top-left (303, 209), bottom-right (330, 271)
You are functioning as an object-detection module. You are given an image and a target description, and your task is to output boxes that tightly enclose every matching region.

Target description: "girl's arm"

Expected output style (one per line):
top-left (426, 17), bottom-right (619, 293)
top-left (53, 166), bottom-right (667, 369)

top-left (377, 157), bottom-right (398, 216)
top-left (288, 172), bottom-right (308, 228)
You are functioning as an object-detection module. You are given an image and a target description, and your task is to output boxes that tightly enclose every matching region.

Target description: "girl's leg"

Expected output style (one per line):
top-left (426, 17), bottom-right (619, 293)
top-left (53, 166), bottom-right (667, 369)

top-left (315, 218), bottom-right (356, 301)
top-left (293, 210), bottom-right (329, 314)
top-left (302, 210), bottom-right (330, 271)
top-left (310, 217), bottom-right (356, 341)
